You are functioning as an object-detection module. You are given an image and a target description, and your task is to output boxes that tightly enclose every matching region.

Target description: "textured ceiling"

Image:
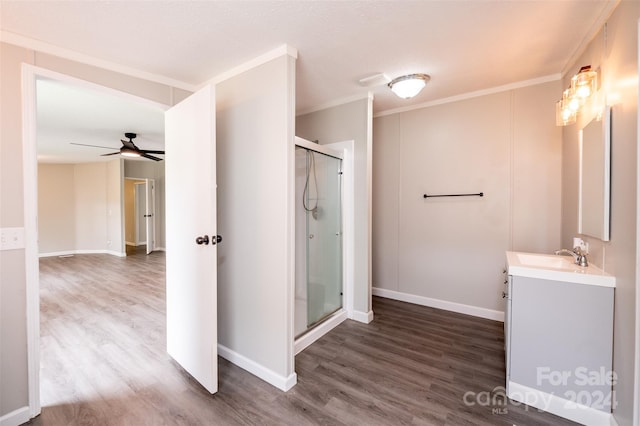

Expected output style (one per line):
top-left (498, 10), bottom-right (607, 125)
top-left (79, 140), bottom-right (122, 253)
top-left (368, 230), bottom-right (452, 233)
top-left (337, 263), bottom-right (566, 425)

top-left (1, 0), bottom-right (616, 162)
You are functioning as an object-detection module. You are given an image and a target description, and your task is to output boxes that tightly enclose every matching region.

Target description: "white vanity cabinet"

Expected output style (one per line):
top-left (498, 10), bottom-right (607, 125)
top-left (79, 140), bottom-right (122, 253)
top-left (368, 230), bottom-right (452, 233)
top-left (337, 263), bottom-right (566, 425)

top-left (505, 251), bottom-right (615, 426)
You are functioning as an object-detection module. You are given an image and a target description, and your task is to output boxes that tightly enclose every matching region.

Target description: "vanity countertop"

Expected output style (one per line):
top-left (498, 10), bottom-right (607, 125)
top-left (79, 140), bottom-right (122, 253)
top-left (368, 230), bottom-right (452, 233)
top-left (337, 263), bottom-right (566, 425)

top-left (506, 251), bottom-right (615, 288)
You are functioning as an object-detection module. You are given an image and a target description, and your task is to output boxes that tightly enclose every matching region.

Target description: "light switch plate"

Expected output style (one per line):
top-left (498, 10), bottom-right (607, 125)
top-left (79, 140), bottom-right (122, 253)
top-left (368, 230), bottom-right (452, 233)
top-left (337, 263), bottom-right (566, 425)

top-left (1, 227), bottom-right (25, 251)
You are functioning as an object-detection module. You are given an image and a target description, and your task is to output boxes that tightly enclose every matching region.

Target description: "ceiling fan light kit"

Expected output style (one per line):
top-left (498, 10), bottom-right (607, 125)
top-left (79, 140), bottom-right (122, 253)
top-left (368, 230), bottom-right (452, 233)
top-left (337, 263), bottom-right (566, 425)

top-left (388, 73), bottom-right (431, 99)
top-left (120, 147), bottom-right (141, 158)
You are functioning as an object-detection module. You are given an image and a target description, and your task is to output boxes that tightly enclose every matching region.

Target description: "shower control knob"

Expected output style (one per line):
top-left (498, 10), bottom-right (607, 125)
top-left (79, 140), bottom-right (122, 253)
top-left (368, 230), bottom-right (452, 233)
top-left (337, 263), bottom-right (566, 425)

top-left (195, 235), bottom-right (209, 245)
top-left (309, 234), bottom-right (314, 239)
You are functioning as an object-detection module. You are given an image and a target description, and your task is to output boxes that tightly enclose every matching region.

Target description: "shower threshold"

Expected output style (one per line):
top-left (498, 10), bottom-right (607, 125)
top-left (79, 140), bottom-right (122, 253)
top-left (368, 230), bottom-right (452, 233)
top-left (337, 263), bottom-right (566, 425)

top-left (294, 308), bottom-right (348, 355)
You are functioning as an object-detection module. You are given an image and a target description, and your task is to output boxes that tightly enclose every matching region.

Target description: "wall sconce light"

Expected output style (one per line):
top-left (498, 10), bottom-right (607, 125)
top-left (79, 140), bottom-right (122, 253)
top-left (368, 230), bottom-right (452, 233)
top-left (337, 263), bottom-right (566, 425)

top-left (388, 73), bottom-right (431, 99)
top-left (555, 65), bottom-right (598, 126)
top-left (571, 66), bottom-right (598, 100)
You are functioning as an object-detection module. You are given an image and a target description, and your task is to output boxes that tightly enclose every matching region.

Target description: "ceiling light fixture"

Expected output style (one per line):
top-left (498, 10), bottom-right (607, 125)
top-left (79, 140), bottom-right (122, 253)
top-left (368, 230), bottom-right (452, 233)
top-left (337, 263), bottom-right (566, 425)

top-left (388, 73), bottom-right (431, 99)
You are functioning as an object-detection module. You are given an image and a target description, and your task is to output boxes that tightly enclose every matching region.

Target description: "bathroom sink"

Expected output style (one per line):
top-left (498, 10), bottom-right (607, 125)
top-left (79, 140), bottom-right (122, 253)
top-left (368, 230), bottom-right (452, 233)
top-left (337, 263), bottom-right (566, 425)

top-left (506, 251), bottom-right (615, 287)
top-left (515, 253), bottom-right (573, 269)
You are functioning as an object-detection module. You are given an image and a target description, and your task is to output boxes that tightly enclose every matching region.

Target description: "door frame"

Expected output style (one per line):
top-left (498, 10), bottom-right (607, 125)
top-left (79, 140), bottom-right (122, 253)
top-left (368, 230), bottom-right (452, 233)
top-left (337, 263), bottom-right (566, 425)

top-left (144, 178), bottom-right (156, 254)
top-left (132, 180), bottom-right (157, 249)
top-left (124, 177), bottom-right (146, 248)
top-left (634, 20), bottom-right (640, 426)
top-left (21, 64), bottom-right (170, 417)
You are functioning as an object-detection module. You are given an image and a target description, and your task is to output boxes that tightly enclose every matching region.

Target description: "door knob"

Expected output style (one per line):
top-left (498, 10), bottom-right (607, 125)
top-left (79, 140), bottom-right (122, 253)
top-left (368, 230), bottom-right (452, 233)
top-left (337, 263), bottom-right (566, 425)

top-left (196, 235), bottom-right (209, 245)
top-left (212, 235), bottom-right (222, 245)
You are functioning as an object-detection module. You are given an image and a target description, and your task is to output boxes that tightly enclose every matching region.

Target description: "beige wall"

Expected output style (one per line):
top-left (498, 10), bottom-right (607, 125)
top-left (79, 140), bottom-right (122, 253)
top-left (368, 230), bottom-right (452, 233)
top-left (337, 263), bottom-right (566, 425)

top-left (560, 2), bottom-right (639, 424)
top-left (372, 81), bottom-right (562, 314)
top-left (38, 164), bottom-right (76, 253)
top-left (37, 161), bottom-right (123, 256)
top-left (0, 40), bottom-right (181, 420)
top-left (296, 97), bottom-right (373, 316)
top-left (74, 163), bottom-right (109, 251)
top-left (106, 159), bottom-right (124, 253)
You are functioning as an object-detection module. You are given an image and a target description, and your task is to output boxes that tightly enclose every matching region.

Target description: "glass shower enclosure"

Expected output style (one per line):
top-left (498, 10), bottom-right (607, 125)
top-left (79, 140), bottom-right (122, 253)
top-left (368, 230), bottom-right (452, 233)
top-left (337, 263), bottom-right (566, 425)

top-left (295, 143), bottom-right (343, 337)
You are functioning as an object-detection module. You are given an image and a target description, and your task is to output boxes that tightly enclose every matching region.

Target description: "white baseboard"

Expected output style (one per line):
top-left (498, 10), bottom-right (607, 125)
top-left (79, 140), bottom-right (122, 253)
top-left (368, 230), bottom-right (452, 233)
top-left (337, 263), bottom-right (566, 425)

top-left (295, 310), bottom-right (347, 355)
top-left (217, 344), bottom-right (297, 392)
top-left (0, 406), bottom-right (31, 426)
top-left (155, 247), bottom-right (166, 252)
top-left (508, 381), bottom-right (613, 426)
top-left (39, 249), bottom-right (126, 258)
top-left (349, 309), bottom-right (374, 324)
top-left (372, 287), bottom-right (504, 322)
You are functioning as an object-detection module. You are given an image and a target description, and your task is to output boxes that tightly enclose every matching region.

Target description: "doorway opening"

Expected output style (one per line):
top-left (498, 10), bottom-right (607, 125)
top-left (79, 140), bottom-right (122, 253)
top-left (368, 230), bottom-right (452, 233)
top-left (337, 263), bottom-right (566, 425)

top-left (23, 64), bottom-right (169, 416)
top-left (125, 178), bottom-right (156, 255)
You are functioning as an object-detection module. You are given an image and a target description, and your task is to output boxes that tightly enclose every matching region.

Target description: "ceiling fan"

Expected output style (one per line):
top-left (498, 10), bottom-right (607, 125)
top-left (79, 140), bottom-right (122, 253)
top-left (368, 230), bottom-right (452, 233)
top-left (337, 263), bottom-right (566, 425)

top-left (71, 132), bottom-right (165, 161)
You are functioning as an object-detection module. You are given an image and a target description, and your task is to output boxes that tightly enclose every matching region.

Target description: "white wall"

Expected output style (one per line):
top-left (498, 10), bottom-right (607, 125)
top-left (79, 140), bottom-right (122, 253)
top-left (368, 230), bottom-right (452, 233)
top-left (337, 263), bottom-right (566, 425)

top-left (372, 81), bottom-right (562, 317)
top-left (296, 96), bottom-right (373, 319)
top-left (216, 53), bottom-right (297, 389)
top-left (559, 2), bottom-right (639, 424)
top-left (38, 160), bottom-right (123, 256)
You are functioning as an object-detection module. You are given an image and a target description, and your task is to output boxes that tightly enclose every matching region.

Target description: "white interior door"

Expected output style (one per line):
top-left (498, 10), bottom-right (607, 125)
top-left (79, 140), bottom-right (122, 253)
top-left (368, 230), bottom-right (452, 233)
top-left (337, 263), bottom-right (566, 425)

top-left (145, 179), bottom-right (155, 255)
top-left (134, 182), bottom-right (147, 245)
top-left (164, 84), bottom-right (218, 393)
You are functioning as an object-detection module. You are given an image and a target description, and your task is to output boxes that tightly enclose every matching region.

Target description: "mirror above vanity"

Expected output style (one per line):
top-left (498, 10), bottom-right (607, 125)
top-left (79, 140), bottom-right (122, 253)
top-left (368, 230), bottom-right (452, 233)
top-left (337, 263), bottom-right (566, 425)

top-left (579, 106), bottom-right (611, 241)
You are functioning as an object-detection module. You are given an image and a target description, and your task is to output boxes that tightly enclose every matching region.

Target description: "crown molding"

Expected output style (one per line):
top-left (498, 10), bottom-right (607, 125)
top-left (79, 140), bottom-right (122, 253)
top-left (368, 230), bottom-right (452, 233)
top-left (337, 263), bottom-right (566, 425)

top-left (1, 31), bottom-right (197, 92)
top-left (374, 74), bottom-right (561, 118)
top-left (199, 44), bottom-right (298, 89)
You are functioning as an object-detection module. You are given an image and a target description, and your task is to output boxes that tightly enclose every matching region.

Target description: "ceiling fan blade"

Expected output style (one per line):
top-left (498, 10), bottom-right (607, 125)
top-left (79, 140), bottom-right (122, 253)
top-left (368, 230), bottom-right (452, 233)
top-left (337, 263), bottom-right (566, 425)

top-left (100, 152), bottom-right (121, 156)
top-left (71, 142), bottom-right (117, 149)
top-left (139, 150), bottom-right (165, 154)
top-left (141, 153), bottom-right (163, 161)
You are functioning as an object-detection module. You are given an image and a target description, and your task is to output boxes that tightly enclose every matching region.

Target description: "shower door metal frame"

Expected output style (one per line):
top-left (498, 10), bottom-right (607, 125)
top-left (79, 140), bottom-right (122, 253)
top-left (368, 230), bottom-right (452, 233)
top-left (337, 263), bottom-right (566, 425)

top-left (295, 137), bottom-right (344, 162)
top-left (294, 137), bottom-right (346, 333)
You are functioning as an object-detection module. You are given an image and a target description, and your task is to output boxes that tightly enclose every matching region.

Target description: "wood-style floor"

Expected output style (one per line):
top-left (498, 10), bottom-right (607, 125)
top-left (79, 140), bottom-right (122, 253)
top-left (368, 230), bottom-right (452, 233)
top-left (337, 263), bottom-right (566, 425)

top-left (31, 251), bottom-right (577, 426)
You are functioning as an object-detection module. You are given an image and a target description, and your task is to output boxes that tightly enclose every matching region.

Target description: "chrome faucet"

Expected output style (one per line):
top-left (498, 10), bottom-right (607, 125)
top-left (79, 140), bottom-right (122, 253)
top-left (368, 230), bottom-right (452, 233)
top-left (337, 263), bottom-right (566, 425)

top-left (554, 247), bottom-right (588, 267)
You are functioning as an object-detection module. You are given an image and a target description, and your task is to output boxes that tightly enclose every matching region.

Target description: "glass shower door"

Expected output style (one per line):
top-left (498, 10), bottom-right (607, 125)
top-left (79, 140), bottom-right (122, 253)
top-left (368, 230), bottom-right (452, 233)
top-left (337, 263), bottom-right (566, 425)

top-left (304, 150), bottom-right (342, 328)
